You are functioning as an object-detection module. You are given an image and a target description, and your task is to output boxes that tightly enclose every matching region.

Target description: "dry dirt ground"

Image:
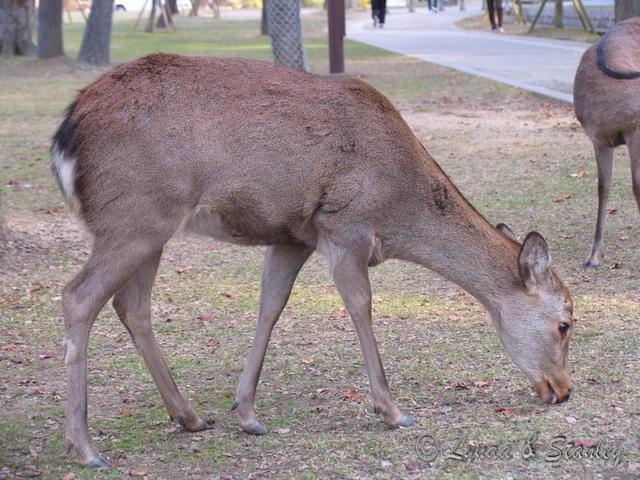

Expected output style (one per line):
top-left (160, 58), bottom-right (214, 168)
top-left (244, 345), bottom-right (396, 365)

top-left (0, 14), bottom-right (638, 480)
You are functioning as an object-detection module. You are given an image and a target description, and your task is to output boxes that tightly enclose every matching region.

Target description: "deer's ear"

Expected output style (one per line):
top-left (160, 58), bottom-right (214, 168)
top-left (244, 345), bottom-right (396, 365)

top-left (496, 223), bottom-right (520, 246)
top-left (518, 232), bottom-right (552, 290)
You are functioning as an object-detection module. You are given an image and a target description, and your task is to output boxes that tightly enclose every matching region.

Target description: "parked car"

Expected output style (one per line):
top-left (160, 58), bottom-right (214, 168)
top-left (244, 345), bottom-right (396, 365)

top-left (114, 0), bottom-right (192, 12)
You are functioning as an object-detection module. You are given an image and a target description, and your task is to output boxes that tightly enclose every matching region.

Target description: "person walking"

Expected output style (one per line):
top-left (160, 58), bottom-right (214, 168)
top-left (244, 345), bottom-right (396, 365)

top-left (371, 0), bottom-right (387, 27)
top-left (487, 0), bottom-right (504, 32)
top-left (428, 0), bottom-right (439, 13)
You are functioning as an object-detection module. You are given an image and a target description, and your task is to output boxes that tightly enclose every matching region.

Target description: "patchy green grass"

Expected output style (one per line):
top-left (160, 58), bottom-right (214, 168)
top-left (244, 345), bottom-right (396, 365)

top-left (1, 10), bottom-right (638, 480)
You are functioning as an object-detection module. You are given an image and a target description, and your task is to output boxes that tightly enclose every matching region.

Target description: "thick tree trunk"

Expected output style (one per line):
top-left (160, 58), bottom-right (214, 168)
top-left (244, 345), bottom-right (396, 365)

top-left (37, 0), bottom-right (64, 58)
top-left (77, 0), bottom-right (114, 64)
top-left (146, 0), bottom-right (157, 31)
top-left (554, 0), bottom-right (563, 28)
top-left (615, 0), bottom-right (640, 22)
top-left (0, 0), bottom-right (36, 56)
top-left (167, 0), bottom-right (177, 13)
top-left (267, 0), bottom-right (307, 71)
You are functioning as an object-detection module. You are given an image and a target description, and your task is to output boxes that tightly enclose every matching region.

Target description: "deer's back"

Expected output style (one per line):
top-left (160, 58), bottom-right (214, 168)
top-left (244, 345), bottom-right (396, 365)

top-left (54, 54), bottom-right (431, 245)
top-left (574, 18), bottom-right (640, 145)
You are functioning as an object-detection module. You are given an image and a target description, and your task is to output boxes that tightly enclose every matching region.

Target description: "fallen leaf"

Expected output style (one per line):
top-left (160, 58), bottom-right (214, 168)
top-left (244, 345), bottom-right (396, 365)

top-left (573, 439), bottom-right (597, 448)
top-left (553, 194), bottom-right (573, 203)
top-left (495, 408), bottom-right (516, 416)
top-left (219, 322), bottom-right (234, 329)
top-left (118, 406), bottom-right (133, 418)
top-left (39, 352), bottom-right (54, 359)
top-left (129, 469), bottom-right (148, 477)
top-left (330, 307), bottom-right (347, 319)
top-left (341, 390), bottom-right (359, 398)
top-left (454, 383), bottom-right (469, 390)
top-left (34, 387), bottom-right (47, 395)
top-left (608, 262), bottom-right (623, 270)
top-left (314, 406), bottom-right (325, 412)
top-left (570, 171), bottom-right (586, 177)
top-left (221, 292), bottom-right (237, 298)
top-left (60, 474), bottom-right (76, 480)
top-left (473, 380), bottom-right (490, 387)
top-left (174, 268), bottom-right (185, 274)
top-left (608, 208), bottom-right (618, 215)
top-left (197, 314), bottom-right (216, 321)
top-left (301, 357), bottom-right (313, 364)
top-left (405, 462), bottom-right (424, 471)
top-left (1, 343), bottom-right (17, 350)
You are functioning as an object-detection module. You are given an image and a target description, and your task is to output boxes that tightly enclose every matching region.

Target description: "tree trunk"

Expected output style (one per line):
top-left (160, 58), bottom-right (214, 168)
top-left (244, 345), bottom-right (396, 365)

top-left (146, 0), bottom-right (157, 31)
top-left (78, 0), bottom-right (113, 64)
top-left (554, 0), bottom-right (563, 28)
top-left (0, 0), bottom-right (36, 56)
top-left (167, 0), bottom-right (178, 13)
top-left (37, 0), bottom-right (64, 58)
top-left (156, 2), bottom-right (174, 29)
top-left (261, 0), bottom-right (268, 35)
top-left (615, 0), bottom-right (640, 22)
top-left (267, 0), bottom-right (307, 71)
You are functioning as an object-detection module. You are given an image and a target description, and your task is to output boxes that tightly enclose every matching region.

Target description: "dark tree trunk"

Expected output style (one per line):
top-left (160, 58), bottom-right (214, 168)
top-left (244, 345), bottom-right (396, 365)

top-left (155, 1), bottom-right (174, 29)
top-left (77, 0), bottom-right (114, 64)
top-left (261, 0), bottom-right (268, 35)
top-left (37, 0), bottom-right (64, 58)
top-left (615, 0), bottom-right (640, 22)
top-left (167, 0), bottom-right (178, 13)
top-left (554, 0), bottom-right (563, 28)
top-left (0, 0), bottom-right (36, 56)
top-left (146, 0), bottom-right (157, 31)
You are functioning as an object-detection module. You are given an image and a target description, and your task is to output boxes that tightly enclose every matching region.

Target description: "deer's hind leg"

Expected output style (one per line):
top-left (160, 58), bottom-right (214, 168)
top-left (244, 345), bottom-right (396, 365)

top-left (233, 244), bottom-right (313, 435)
top-left (625, 129), bottom-right (640, 213)
top-left (113, 250), bottom-right (210, 432)
top-left (584, 141), bottom-right (614, 268)
top-left (63, 233), bottom-right (174, 467)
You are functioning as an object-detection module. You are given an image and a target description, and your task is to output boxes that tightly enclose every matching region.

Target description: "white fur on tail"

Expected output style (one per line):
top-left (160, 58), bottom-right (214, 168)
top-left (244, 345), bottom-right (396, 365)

top-left (51, 145), bottom-right (81, 216)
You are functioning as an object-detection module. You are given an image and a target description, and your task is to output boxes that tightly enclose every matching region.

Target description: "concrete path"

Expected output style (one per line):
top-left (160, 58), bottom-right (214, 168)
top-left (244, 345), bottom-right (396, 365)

top-left (347, 6), bottom-right (593, 103)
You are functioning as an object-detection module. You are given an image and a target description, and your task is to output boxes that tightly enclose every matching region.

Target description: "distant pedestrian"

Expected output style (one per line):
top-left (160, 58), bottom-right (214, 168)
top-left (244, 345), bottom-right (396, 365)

top-left (428, 0), bottom-right (439, 13)
top-left (372, 0), bottom-right (386, 28)
top-left (487, 0), bottom-right (504, 32)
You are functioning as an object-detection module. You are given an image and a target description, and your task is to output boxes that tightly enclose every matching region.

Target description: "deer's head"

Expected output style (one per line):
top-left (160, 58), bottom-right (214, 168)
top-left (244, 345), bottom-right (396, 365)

top-left (493, 226), bottom-right (573, 404)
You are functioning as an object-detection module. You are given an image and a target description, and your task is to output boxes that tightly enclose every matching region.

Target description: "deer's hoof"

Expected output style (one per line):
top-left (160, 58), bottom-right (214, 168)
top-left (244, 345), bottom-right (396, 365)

top-left (87, 456), bottom-right (111, 468)
top-left (397, 415), bottom-right (416, 428)
top-left (242, 420), bottom-right (267, 435)
top-left (582, 260), bottom-right (599, 268)
top-left (176, 415), bottom-right (211, 432)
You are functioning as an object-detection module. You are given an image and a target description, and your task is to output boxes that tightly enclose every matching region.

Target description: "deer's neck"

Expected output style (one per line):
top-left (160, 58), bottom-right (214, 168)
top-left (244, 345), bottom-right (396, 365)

top-left (389, 179), bottom-right (522, 311)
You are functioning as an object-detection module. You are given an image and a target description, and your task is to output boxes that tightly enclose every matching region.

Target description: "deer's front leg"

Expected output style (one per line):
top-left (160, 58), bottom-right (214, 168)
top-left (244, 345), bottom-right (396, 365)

top-left (233, 244), bottom-right (313, 434)
top-left (584, 142), bottom-right (614, 268)
top-left (327, 240), bottom-right (415, 429)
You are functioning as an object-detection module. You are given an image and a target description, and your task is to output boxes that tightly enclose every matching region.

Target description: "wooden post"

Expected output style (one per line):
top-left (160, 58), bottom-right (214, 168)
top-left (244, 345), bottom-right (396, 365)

top-left (328, 0), bottom-right (345, 74)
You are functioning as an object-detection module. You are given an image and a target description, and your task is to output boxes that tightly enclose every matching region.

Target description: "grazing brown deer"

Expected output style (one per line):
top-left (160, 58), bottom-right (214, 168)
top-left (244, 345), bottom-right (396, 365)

top-left (52, 54), bottom-right (573, 468)
top-left (574, 17), bottom-right (640, 267)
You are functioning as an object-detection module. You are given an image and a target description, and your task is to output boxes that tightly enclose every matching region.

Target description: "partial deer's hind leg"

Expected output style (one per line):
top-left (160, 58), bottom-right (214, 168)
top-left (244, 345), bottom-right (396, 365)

top-left (113, 250), bottom-right (210, 432)
top-left (63, 237), bottom-right (168, 467)
top-left (626, 130), bottom-right (640, 213)
top-left (584, 141), bottom-right (614, 268)
top-left (233, 244), bottom-right (313, 435)
top-left (323, 234), bottom-right (415, 429)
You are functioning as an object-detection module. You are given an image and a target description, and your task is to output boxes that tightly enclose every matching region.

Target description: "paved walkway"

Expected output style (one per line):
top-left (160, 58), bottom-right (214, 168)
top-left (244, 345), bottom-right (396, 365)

top-left (347, 6), bottom-right (593, 103)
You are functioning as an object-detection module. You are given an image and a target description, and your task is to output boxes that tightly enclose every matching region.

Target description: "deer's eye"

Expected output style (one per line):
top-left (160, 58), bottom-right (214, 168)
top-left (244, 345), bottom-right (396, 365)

top-left (559, 322), bottom-right (571, 334)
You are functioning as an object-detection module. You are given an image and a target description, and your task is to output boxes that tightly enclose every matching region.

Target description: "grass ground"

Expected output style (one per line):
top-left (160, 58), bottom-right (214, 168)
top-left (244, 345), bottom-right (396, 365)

top-left (1, 10), bottom-right (638, 480)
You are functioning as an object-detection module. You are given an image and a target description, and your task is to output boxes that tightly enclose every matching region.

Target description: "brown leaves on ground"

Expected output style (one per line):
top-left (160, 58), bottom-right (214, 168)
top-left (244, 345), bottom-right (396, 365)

top-left (129, 469), bottom-right (149, 477)
top-left (329, 307), bottom-right (348, 319)
top-left (495, 407), bottom-right (516, 416)
top-left (553, 194), bottom-right (573, 203)
top-left (341, 390), bottom-right (363, 403)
